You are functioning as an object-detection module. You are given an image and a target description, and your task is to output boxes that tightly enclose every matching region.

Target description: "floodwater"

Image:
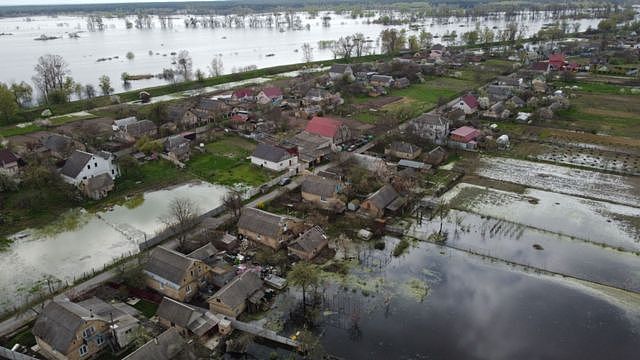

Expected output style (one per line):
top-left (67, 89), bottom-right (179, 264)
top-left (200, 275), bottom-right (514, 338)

top-left (0, 11), bottom-right (602, 94)
top-left (0, 181), bottom-right (228, 315)
top-left (245, 239), bottom-right (640, 360)
top-left (443, 183), bottom-right (640, 251)
top-left (474, 156), bottom-right (640, 206)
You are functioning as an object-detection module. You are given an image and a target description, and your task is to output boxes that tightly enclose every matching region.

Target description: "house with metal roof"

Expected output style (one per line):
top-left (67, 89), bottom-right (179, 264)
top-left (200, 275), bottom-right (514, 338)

top-left (0, 149), bottom-right (19, 174)
top-left (123, 328), bottom-right (194, 360)
top-left (207, 271), bottom-right (264, 317)
top-left (360, 184), bottom-right (406, 218)
top-left (328, 64), bottom-right (354, 81)
top-left (60, 149), bottom-right (118, 187)
top-left (250, 143), bottom-right (298, 172)
top-left (385, 141), bottom-right (422, 160)
top-left (288, 226), bottom-right (329, 260)
top-left (304, 116), bottom-right (351, 145)
top-left (300, 175), bottom-right (345, 212)
top-left (156, 297), bottom-right (220, 338)
top-left (144, 246), bottom-right (211, 302)
top-left (237, 208), bottom-right (303, 250)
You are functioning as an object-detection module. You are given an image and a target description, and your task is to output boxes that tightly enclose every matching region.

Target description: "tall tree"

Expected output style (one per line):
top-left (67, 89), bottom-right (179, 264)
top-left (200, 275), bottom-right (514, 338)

top-left (160, 197), bottom-right (200, 250)
top-left (208, 57), bottom-right (224, 77)
top-left (0, 83), bottom-right (18, 123)
top-left (98, 75), bottom-right (113, 96)
top-left (380, 29), bottom-right (406, 54)
top-left (32, 54), bottom-right (70, 103)
top-left (287, 261), bottom-right (320, 311)
top-left (301, 42), bottom-right (313, 63)
top-left (10, 81), bottom-right (33, 108)
top-left (174, 50), bottom-right (193, 81)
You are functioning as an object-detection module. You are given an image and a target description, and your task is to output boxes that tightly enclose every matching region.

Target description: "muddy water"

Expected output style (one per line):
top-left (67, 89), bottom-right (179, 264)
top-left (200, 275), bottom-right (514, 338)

top-left (0, 181), bottom-right (228, 314)
top-left (409, 210), bottom-right (640, 292)
top-left (444, 183), bottom-right (640, 251)
top-left (474, 156), bottom-right (640, 206)
top-left (246, 239), bottom-right (640, 360)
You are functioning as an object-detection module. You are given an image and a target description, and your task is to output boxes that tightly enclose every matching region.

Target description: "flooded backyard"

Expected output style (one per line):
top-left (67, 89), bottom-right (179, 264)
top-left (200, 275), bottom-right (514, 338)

top-left (0, 180), bottom-right (228, 314)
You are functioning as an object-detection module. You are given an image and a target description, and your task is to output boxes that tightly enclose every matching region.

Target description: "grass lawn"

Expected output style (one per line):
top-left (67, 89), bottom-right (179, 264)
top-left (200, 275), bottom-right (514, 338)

top-left (554, 92), bottom-right (640, 138)
top-left (1, 327), bottom-right (36, 348)
top-left (187, 136), bottom-right (276, 186)
top-left (0, 123), bottom-right (44, 137)
top-left (559, 81), bottom-right (640, 95)
top-left (132, 299), bottom-right (159, 318)
top-left (49, 112), bottom-right (98, 126)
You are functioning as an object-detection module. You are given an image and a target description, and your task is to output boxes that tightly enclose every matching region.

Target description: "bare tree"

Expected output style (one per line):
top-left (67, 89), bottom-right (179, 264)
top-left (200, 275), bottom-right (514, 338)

top-left (301, 43), bottom-right (313, 63)
top-left (173, 50), bottom-right (193, 81)
top-left (222, 190), bottom-right (243, 220)
top-left (333, 36), bottom-right (355, 61)
top-left (208, 57), bottom-right (224, 77)
top-left (353, 32), bottom-right (370, 57)
top-left (32, 54), bottom-right (71, 102)
top-left (161, 197), bottom-right (200, 249)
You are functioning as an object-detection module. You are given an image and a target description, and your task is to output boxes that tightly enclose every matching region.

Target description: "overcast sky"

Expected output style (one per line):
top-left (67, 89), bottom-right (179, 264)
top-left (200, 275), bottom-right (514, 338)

top-left (1, 0), bottom-right (221, 6)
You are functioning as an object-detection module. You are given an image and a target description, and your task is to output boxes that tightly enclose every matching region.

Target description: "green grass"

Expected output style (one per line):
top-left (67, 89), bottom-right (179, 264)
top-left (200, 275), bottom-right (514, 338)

top-left (559, 81), bottom-right (640, 95)
top-left (0, 123), bottom-right (44, 137)
top-left (132, 299), bottom-right (158, 318)
top-left (49, 112), bottom-right (98, 126)
top-left (2, 327), bottom-right (36, 348)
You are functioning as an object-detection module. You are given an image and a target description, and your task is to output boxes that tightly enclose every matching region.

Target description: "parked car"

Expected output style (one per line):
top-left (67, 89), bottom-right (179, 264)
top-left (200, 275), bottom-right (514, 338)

top-left (279, 177), bottom-right (291, 186)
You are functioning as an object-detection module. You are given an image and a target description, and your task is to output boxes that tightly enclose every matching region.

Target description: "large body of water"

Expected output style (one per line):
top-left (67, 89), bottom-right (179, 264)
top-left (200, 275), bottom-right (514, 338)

top-left (0, 11), bottom-right (602, 95)
top-left (0, 181), bottom-right (227, 314)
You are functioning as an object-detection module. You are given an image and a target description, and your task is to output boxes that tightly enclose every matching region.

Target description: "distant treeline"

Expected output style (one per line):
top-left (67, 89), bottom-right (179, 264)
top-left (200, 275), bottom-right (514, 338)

top-left (0, 0), bottom-right (630, 17)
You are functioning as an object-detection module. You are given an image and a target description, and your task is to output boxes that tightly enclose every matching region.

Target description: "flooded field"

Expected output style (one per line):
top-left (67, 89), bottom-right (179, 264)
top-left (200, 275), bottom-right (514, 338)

top-left (444, 183), bottom-right (640, 252)
top-left (0, 181), bottom-right (228, 314)
top-left (245, 239), bottom-right (640, 359)
top-left (0, 12), bottom-right (602, 93)
top-left (474, 156), bottom-right (640, 206)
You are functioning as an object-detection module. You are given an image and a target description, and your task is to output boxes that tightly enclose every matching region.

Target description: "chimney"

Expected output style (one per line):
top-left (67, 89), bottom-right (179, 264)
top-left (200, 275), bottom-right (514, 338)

top-left (89, 309), bottom-right (94, 318)
top-left (154, 337), bottom-right (159, 345)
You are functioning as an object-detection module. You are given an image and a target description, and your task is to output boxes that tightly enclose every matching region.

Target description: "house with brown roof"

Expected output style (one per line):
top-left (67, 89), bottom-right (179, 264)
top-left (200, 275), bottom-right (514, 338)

top-left (232, 88), bottom-right (255, 102)
top-left (304, 116), bottom-right (351, 145)
top-left (300, 175), bottom-right (345, 212)
top-left (118, 119), bottom-right (158, 142)
top-left (156, 297), bottom-right (220, 339)
top-left (144, 246), bottom-right (211, 302)
top-left (0, 149), bottom-right (19, 174)
top-left (425, 146), bottom-right (448, 166)
top-left (33, 298), bottom-right (139, 360)
top-left (288, 226), bottom-right (329, 260)
top-left (360, 184), bottom-right (405, 218)
top-left (452, 94), bottom-right (479, 115)
top-left (256, 87), bottom-right (283, 105)
top-left (207, 271), bottom-right (264, 317)
top-left (385, 141), bottom-right (422, 160)
top-left (82, 173), bottom-right (114, 200)
top-left (329, 64), bottom-right (354, 81)
top-left (164, 136), bottom-right (191, 161)
top-left (237, 208), bottom-right (303, 250)
top-left (123, 328), bottom-right (194, 360)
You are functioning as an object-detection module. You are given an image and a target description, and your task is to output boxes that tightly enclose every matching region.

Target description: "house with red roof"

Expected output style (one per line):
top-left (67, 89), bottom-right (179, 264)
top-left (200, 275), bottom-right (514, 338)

top-left (232, 88), bottom-right (255, 102)
top-left (304, 116), bottom-right (351, 145)
top-left (257, 87), bottom-right (283, 105)
top-left (548, 53), bottom-right (566, 71)
top-left (449, 126), bottom-right (481, 150)
top-left (453, 94), bottom-right (479, 114)
top-left (530, 61), bottom-right (550, 73)
top-left (0, 149), bottom-right (19, 174)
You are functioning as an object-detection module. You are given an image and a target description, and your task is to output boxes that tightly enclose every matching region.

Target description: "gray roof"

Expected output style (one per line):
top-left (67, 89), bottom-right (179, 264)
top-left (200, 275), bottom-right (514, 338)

top-left (32, 299), bottom-right (93, 353)
top-left (43, 133), bottom-right (72, 153)
top-left (398, 159), bottom-right (430, 170)
top-left (61, 150), bottom-right (93, 178)
top-left (85, 173), bottom-right (114, 192)
top-left (301, 175), bottom-right (339, 198)
top-left (365, 184), bottom-right (399, 210)
top-left (238, 208), bottom-right (286, 239)
top-left (329, 64), bottom-right (351, 74)
top-left (305, 88), bottom-right (330, 99)
top-left (126, 119), bottom-right (157, 137)
top-left (198, 98), bottom-right (228, 112)
top-left (123, 328), bottom-right (189, 360)
top-left (289, 226), bottom-right (328, 254)
top-left (209, 271), bottom-right (263, 310)
top-left (187, 243), bottom-right (219, 262)
top-left (0, 149), bottom-right (18, 166)
top-left (389, 141), bottom-right (420, 155)
top-left (251, 143), bottom-right (292, 163)
top-left (114, 116), bottom-right (137, 128)
top-left (445, 108), bottom-right (466, 121)
top-left (145, 246), bottom-right (195, 286)
top-left (415, 113), bottom-right (447, 127)
top-left (371, 74), bottom-right (394, 84)
top-left (156, 297), bottom-right (219, 336)
top-left (487, 85), bottom-right (513, 96)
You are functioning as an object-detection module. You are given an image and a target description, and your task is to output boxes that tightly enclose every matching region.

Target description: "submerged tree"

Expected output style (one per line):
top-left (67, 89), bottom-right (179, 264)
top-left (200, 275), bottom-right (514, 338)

top-left (301, 42), bottom-right (313, 63)
top-left (173, 50), bottom-right (193, 81)
top-left (32, 54), bottom-right (71, 103)
top-left (160, 197), bottom-right (200, 250)
top-left (380, 28), bottom-right (406, 54)
top-left (287, 261), bottom-right (321, 311)
top-left (98, 75), bottom-right (113, 96)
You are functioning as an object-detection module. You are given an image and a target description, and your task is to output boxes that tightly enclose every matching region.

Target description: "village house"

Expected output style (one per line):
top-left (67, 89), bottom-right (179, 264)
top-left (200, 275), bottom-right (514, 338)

top-left (237, 207), bottom-right (303, 250)
top-left (256, 87), bottom-right (284, 105)
top-left (303, 88), bottom-right (332, 105)
top-left (0, 149), bottom-right (19, 174)
top-left (529, 61), bottom-right (550, 74)
top-left (112, 116), bottom-right (137, 132)
top-left (232, 88), bottom-right (255, 102)
top-left (33, 297), bottom-right (139, 360)
top-left (483, 101), bottom-right (510, 120)
top-left (486, 85), bottom-right (513, 102)
top-left (123, 328), bottom-right (193, 360)
top-left (449, 126), bottom-right (481, 150)
top-left (495, 75), bottom-right (523, 88)
top-left (213, 233), bottom-right (240, 252)
top-left (285, 131), bottom-right (334, 164)
top-left (394, 77), bottom-right (411, 89)
top-left (250, 143), bottom-right (298, 172)
top-left (397, 159), bottom-right (431, 173)
top-left (425, 146), bottom-right (448, 166)
top-left (187, 243), bottom-right (235, 287)
top-left (360, 184), bottom-right (406, 218)
top-left (410, 113), bottom-right (450, 145)
top-left (208, 271), bottom-right (264, 317)
top-left (83, 173), bottom-right (114, 200)
top-left (301, 175), bottom-right (345, 211)
top-left (60, 150), bottom-right (118, 187)
top-left (144, 246), bottom-right (211, 302)
top-left (369, 74), bottom-right (395, 87)
top-left (328, 64), bottom-right (354, 81)
top-left (445, 108), bottom-right (466, 124)
top-left (304, 116), bottom-right (351, 145)
top-left (42, 133), bottom-right (79, 159)
top-left (164, 135), bottom-right (191, 161)
top-left (288, 226), bottom-right (329, 260)
top-left (452, 94), bottom-right (480, 115)
top-left (548, 53), bottom-right (566, 71)
top-left (194, 98), bottom-right (231, 123)
top-left (115, 119), bottom-right (158, 142)
top-left (156, 297), bottom-right (220, 339)
top-left (385, 141), bottom-right (422, 160)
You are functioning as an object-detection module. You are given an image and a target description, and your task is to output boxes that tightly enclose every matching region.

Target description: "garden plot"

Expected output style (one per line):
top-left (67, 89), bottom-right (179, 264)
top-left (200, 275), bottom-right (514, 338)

top-left (531, 142), bottom-right (640, 176)
top-left (444, 183), bottom-right (640, 252)
top-left (474, 156), bottom-right (640, 206)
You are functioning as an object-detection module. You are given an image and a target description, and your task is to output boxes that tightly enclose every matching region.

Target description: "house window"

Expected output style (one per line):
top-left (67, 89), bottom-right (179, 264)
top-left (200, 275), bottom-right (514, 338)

top-left (112, 169), bottom-right (115, 174)
top-left (79, 345), bottom-right (88, 356)
top-left (87, 164), bottom-right (91, 169)
top-left (83, 326), bottom-right (95, 338)
top-left (96, 335), bottom-right (104, 346)
top-left (186, 284), bottom-right (192, 293)
top-left (94, 162), bottom-right (98, 167)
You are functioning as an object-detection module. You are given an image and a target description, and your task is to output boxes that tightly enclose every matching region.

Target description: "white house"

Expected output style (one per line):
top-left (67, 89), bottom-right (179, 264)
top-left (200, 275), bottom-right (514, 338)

top-left (250, 143), bottom-right (298, 172)
top-left (328, 64), bottom-right (354, 81)
top-left (61, 150), bottom-right (119, 186)
top-left (452, 94), bottom-right (480, 115)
